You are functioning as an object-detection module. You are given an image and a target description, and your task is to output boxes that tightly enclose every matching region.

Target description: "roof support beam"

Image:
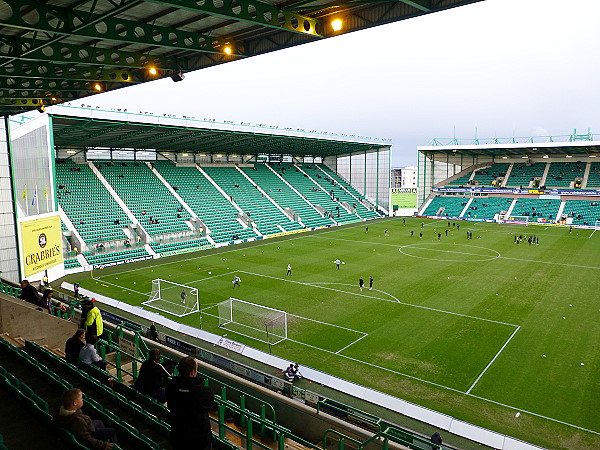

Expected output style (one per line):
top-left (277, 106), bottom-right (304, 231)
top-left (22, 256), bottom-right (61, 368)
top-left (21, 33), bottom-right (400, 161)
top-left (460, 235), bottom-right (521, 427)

top-left (0, 77), bottom-right (105, 92)
top-left (0, 0), bottom-right (244, 57)
top-left (0, 37), bottom-right (183, 71)
top-left (0, 60), bottom-right (139, 83)
top-left (142, 0), bottom-right (324, 37)
top-left (395, 0), bottom-right (432, 13)
top-left (0, 90), bottom-right (82, 101)
top-left (0, 98), bottom-right (49, 107)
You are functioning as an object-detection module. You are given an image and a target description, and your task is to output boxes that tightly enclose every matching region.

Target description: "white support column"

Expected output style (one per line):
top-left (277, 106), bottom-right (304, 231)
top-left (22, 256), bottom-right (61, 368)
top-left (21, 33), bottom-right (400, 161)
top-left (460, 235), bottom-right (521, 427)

top-left (146, 162), bottom-right (197, 218)
top-left (581, 162), bottom-right (591, 189)
top-left (554, 201), bottom-right (566, 223)
top-left (501, 163), bottom-right (514, 187)
top-left (88, 162), bottom-right (152, 242)
top-left (504, 199), bottom-right (518, 219)
top-left (459, 198), bottom-right (473, 217)
top-left (539, 162), bottom-right (551, 187)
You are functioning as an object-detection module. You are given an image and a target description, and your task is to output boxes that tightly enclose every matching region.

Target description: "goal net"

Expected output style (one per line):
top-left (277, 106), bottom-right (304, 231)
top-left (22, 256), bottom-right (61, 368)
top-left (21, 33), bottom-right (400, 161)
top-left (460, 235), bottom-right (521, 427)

top-left (143, 279), bottom-right (199, 317)
top-left (505, 215), bottom-right (529, 225)
top-left (216, 298), bottom-right (287, 345)
top-left (595, 220), bottom-right (600, 231)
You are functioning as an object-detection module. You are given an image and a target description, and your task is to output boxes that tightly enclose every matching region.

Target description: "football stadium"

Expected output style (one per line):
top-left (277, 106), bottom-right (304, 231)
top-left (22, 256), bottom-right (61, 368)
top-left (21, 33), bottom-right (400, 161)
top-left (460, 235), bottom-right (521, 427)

top-left (0, 1), bottom-right (599, 450)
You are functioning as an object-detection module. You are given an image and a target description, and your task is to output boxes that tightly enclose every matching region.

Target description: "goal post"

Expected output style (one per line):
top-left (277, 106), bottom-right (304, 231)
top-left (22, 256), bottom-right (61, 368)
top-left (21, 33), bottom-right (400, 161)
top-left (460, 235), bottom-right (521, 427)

top-left (505, 215), bottom-right (529, 225)
top-left (595, 220), bottom-right (600, 231)
top-left (142, 279), bottom-right (199, 318)
top-left (216, 298), bottom-right (288, 345)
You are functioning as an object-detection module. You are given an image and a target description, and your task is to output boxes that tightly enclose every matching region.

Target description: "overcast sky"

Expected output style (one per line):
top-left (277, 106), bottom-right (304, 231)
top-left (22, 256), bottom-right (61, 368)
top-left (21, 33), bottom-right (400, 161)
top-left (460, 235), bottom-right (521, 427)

top-left (85, 0), bottom-right (600, 167)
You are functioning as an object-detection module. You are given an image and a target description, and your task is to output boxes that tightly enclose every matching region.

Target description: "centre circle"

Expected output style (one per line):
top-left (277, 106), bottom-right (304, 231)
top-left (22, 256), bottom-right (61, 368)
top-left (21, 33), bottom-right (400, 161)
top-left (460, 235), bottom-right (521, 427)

top-left (398, 243), bottom-right (500, 262)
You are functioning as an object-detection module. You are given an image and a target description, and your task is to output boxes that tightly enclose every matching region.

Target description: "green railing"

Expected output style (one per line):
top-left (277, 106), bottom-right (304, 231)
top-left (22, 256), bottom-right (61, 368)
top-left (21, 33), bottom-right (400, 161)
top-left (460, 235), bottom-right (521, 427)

top-left (317, 399), bottom-right (441, 450)
top-left (0, 281), bottom-right (20, 298)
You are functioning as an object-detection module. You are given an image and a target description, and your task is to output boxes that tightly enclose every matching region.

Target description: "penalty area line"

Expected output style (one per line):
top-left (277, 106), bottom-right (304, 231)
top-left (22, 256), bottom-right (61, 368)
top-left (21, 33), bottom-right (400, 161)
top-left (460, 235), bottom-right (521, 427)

top-left (335, 333), bottom-right (369, 355)
top-left (466, 325), bottom-right (520, 395)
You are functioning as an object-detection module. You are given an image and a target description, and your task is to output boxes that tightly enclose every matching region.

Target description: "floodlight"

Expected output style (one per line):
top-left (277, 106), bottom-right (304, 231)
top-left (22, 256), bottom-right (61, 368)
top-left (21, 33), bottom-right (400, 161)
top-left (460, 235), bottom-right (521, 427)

top-left (93, 83), bottom-right (102, 91)
top-left (331, 19), bottom-right (343, 32)
top-left (171, 71), bottom-right (185, 82)
top-left (565, 154), bottom-right (572, 158)
top-left (223, 46), bottom-right (232, 55)
top-left (589, 155), bottom-right (597, 158)
top-left (148, 66), bottom-right (158, 76)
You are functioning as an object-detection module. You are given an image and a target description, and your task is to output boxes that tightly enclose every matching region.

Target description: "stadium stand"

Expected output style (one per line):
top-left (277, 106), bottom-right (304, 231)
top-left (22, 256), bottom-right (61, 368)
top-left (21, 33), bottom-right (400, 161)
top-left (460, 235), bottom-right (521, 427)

top-left (202, 166), bottom-right (303, 235)
top-left (152, 161), bottom-right (256, 244)
top-left (241, 164), bottom-right (333, 228)
top-left (445, 171), bottom-right (472, 186)
top-left (545, 161), bottom-right (586, 188)
top-left (98, 162), bottom-right (190, 236)
top-left (584, 162), bottom-right (600, 189)
top-left (505, 162), bottom-right (545, 187)
top-left (55, 160), bottom-right (132, 244)
top-left (470, 163), bottom-right (510, 187)
top-left (272, 164), bottom-right (356, 224)
top-left (314, 164), bottom-right (380, 219)
top-left (562, 200), bottom-right (600, 226)
top-left (422, 196), bottom-right (467, 217)
top-left (465, 197), bottom-right (514, 219)
top-left (83, 247), bottom-right (151, 268)
top-left (511, 198), bottom-right (561, 222)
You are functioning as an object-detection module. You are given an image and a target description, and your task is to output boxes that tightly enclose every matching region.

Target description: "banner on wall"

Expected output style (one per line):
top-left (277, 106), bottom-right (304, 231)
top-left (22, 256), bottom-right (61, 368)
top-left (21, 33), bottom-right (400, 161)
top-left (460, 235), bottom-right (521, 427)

top-left (391, 188), bottom-right (417, 209)
top-left (19, 214), bottom-right (63, 277)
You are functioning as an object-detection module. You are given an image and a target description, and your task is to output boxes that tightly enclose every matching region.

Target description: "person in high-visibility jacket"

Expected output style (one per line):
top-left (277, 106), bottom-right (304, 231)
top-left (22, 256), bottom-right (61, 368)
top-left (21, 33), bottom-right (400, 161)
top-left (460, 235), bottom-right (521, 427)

top-left (81, 299), bottom-right (103, 338)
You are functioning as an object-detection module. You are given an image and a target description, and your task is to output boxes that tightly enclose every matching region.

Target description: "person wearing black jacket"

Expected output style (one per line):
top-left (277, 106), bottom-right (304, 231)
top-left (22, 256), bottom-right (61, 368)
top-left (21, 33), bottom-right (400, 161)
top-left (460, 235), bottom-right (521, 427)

top-left (18, 279), bottom-right (40, 305)
top-left (133, 349), bottom-right (170, 402)
top-left (65, 329), bottom-right (86, 360)
top-left (166, 357), bottom-right (214, 450)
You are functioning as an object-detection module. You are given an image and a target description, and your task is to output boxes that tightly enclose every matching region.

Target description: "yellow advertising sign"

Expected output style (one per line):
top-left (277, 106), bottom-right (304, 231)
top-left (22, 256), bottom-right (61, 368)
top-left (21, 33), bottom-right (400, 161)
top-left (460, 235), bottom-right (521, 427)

top-left (20, 215), bottom-right (63, 277)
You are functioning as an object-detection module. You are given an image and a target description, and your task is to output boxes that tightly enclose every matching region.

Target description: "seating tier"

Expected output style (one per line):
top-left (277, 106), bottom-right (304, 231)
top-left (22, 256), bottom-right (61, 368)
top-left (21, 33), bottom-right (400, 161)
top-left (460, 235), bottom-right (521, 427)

top-left (153, 162), bottom-right (256, 243)
top-left (422, 197), bottom-right (467, 217)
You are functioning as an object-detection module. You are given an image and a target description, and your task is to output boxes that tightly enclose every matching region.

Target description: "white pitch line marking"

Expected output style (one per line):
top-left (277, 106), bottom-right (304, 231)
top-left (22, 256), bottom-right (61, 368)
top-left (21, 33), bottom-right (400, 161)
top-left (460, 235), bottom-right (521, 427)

top-left (402, 246), bottom-right (498, 258)
top-left (335, 333), bottom-right (369, 354)
top-left (285, 337), bottom-right (466, 394)
top-left (500, 256), bottom-right (600, 270)
top-left (239, 271), bottom-right (518, 327)
top-left (287, 313), bottom-right (369, 334)
top-left (466, 325), bottom-right (521, 394)
top-left (310, 282), bottom-right (400, 303)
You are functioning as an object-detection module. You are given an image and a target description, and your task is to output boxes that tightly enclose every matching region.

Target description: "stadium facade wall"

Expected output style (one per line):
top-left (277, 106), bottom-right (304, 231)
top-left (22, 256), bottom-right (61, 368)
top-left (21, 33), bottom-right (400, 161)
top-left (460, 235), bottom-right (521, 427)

top-left (333, 147), bottom-right (390, 213)
top-left (0, 118), bottom-right (20, 281)
top-left (0, 293), bottom-right (76, 349)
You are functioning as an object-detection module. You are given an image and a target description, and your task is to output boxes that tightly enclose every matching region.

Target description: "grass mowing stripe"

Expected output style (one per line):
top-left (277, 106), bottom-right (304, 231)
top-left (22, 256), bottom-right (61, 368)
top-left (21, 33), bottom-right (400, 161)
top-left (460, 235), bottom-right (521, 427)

top-left (335, 333), bottom-right (369, 354)
top-left (66, 217), bottom-right (598, 447)
top-left (240, 270), bottom-right (519, 326)
top-left (500, 256), bottom-right (600, 270)
top-left (466, 325), bottom-right (521, 394)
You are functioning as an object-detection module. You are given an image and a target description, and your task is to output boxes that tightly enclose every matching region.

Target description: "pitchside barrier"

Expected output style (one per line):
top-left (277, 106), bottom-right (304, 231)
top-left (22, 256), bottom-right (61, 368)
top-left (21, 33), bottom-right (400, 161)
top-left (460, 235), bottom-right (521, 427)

top-left (61, 281), bottom-right (544, 450)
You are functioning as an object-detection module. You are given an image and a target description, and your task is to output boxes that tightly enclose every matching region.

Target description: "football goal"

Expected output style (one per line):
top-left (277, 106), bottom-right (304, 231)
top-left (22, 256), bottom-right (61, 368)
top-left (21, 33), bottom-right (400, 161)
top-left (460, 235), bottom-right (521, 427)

top-left (143, 279), bottom-right (199, 317)
top-left (590, 221), bottom-right (600, 238)
top-left (216, 298), bottom-right (288, 345)
top-left (505, 215), bottom-right (529, 225)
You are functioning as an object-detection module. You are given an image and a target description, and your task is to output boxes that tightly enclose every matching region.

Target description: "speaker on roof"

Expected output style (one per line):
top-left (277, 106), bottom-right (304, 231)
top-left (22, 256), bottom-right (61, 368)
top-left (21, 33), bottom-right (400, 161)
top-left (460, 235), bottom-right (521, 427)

top-left (171, 71), bottom-right (185, 82)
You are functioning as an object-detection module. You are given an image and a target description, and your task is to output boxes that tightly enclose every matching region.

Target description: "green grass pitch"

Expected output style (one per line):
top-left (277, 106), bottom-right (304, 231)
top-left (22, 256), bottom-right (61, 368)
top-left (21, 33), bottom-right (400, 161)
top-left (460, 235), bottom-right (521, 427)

top-left (66, 218), bottom-right (600, 449)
